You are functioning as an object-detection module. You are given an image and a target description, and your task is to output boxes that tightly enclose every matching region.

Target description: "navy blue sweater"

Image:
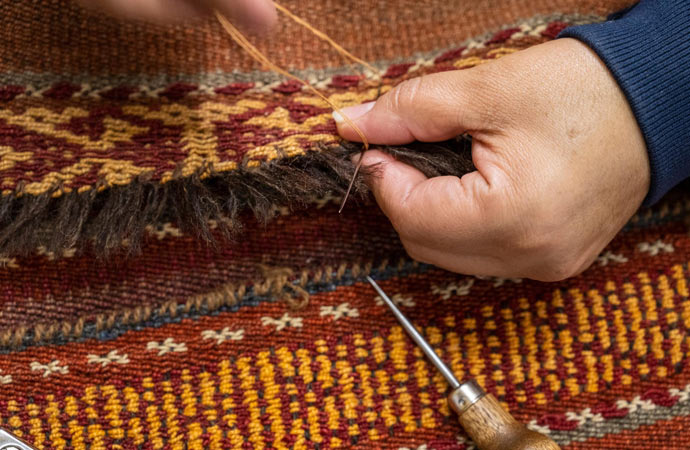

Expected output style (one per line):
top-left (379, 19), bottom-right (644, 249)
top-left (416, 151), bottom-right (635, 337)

top-left (560, 0), bottom-right (690, 205)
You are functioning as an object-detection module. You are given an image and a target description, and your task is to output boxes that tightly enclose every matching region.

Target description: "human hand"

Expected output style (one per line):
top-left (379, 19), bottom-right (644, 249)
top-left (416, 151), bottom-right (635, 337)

top-left (335, 38), bottom-right (650, 281)
top-left (77, 0), bottom-right (277, 30)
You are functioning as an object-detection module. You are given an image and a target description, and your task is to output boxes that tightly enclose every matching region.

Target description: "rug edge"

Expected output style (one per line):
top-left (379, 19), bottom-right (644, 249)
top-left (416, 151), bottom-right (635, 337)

top-left (0, 140), bottom-right (474, 257)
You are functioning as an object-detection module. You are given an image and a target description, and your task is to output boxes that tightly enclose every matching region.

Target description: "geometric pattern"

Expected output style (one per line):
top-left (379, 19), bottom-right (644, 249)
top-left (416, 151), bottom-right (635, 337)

top-left (0, 18), bottom-right (575, 198)
top-left (3, 1), bottom-right (677, 448)
top-left (2, 189), bottom-right (690, 448)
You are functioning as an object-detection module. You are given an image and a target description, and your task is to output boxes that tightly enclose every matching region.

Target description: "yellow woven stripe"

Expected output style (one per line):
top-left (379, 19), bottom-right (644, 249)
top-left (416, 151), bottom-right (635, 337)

top-left (295, 347), bottom-right (323, 445)
top-left (314, 339), bottom-right (339, 443)
top-left (3, 401), bottom-right (22, 439)
top-left (237, 356), bottom-right (265, 450)
top-left (412, 343), bottom-right (437, 429)
top-left (101, 385), bottom-right (124, 441)
top-left (354, 333), bottom-right (380, 440)
top-left (519, 298), bottom-right (541, 392)
top-left (218, 360), bottom-right (244, 449)
top-left (180, 371), bottom-right (203, 450)
top-left (275, 347), bottom-right (307, 450)
top-left (84, 386), bottom-right (106, 450)
top-left (541, 324), bottom-right (560, 395)
top-left (502, 306), bottom-right (527, 401)
top-left (257, 351), bottom-right (287, 450)
top-left (389, 327), bottom-right (414, 432)
top-left (142, 378), bottom-right (164, 450)
top-left (27, 403), bottom-right (44, 450)
top-left (161, 380), bottom-right (183, 450)
top-left (123, 386), bottom-right (143, 446)
top-left (571, 289), bottom-right (597, 393)
top-left (0, 146), bottom-right (32, 174)
top-left (376, 368), bottom-right (396, 428)
top-left (444, 315), bottom-right (464, 383)
top-left (45, 396), bottom-right (66, 450)
top-left (425, 326), bottom-right (452, 416)
top-left (0, 108), bottom-right (145, 152)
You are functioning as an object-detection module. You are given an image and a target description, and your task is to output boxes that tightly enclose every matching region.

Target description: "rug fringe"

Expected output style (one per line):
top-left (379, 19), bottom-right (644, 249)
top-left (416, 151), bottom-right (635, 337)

top-left (0, 138), bottom-right (474, 257)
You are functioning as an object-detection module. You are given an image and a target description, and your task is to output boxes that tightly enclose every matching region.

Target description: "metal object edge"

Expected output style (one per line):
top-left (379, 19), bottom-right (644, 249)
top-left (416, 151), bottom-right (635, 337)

top-left (448, 379), bottom-right (487, 415)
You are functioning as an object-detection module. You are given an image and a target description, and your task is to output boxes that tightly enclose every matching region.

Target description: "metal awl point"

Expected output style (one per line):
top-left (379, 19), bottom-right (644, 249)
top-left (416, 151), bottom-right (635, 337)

top-left (366, 275), bottom-right (461, 390)
top-left (367, 275), bottom-right (487, 414)
top-left (366, 276), bottom-right (563, 449)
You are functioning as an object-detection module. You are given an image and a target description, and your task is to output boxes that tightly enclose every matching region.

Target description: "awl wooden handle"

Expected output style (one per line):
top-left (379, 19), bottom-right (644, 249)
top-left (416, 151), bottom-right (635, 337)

top-left (449, 382), bottom-right (560, 450)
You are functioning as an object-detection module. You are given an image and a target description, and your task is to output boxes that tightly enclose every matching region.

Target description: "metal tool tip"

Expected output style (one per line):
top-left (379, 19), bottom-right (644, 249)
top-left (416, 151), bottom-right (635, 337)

top-left (365, 275), bottom-right (380, 290)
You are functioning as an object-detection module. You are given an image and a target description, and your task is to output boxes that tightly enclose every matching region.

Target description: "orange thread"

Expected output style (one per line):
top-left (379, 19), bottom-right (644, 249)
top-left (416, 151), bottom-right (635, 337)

top-left (271, 2), bottom-right (381, 212)
top-left (273, 2), bottom-right (381, 78)
top-left (215, 12), bottom-right (369, 148)
top-left (214, 10), bottom-right (373, 212)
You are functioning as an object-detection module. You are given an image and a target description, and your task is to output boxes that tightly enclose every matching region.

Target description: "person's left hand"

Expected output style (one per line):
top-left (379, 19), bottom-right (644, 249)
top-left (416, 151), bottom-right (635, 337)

top-left (77, 0), bottom-right (277, 30)
top-left (335, 38), bottom-right (650, 281)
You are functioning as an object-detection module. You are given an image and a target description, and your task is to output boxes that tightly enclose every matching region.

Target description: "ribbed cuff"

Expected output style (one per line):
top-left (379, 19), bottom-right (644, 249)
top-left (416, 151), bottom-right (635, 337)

top-left (559, 0), bottom-right (690, 205)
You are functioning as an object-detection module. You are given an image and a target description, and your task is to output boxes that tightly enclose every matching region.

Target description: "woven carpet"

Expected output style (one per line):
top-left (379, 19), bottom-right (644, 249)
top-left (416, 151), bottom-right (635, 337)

top-left (4, 0), bottom-right (689, 449)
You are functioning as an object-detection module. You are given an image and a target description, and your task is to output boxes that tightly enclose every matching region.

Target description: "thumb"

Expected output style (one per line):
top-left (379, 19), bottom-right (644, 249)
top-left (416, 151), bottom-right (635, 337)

top-left (210, 0), bottom-right (277, 32)
top-left (334, 70), bottom-right (491, 145)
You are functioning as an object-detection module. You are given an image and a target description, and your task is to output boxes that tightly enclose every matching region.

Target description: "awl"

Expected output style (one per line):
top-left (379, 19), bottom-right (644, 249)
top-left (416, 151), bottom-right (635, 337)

top-left (366, 276), bottom-right (560, 450)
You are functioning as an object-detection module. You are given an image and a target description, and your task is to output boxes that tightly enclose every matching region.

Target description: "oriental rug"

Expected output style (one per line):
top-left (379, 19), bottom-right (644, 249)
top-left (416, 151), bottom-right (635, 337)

top-left (3, 0), bottom-right (688, 449)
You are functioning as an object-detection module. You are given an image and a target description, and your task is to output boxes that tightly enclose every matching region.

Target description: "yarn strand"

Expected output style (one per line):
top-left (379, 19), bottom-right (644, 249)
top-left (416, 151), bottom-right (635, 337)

top-left (271, 2), bottom-right (382, 212)
top-left (214, 9), bottom-right (373, 213)
top-left (273, 2), bottom-right (381, 78)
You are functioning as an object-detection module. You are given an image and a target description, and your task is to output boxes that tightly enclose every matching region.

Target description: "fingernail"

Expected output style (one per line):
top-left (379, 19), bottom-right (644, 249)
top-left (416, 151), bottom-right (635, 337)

top-left (333, 101), bottom-right (375, 123)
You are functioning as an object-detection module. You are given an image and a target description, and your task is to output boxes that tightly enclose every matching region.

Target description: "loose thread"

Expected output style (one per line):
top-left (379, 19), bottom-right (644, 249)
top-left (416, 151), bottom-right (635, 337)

top-left (215, 12), bottom-right (369, 148)
top-left (273, 2), bottom-right (381, 78)
top-left (271, 3), bottom-right (382, 212)
top-left (339, 154), bottom-right (365, 213)
top-left (214, 8), bottom-right (375, 212)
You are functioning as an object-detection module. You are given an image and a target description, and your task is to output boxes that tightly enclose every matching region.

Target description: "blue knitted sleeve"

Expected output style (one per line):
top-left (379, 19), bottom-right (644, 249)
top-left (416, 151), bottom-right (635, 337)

top-left (559, 0), bottom-right (690, 205)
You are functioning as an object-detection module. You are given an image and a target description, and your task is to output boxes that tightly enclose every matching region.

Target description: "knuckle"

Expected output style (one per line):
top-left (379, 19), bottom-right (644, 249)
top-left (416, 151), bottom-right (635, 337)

top-left (386, 199), bottom-right (419, 239)
top-left (401, 240), bottom-right (428, 264)
top-left (387, 77), bottom-right (425, 112)
top-left (534, 256), bottom-right (581, 282)
top-left (520, 235), bottom-right (589, 281)
top-left (460, 67), bottom-right (507, 126)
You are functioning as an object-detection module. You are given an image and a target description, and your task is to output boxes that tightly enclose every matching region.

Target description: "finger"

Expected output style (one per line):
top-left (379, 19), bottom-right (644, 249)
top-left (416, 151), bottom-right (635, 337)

top-left (77, 0), bottom-right (277, 28)
top-left (210, 0), bottom-right (277, 32)
top-left (356, 150), bottom-right (428, 223)
top-left (363, 149), bottom-right (505, 256)
top-left (334, 69), bottom-right (493, 145)
top-left (77, 0), bottom-right (206, 22)
top-left (401, 171), bottom-right (491, 245)
top-left (395, 172), bottom-right (515, 277)
top-left (362, 148), bottom-right (492, 241)
top-left (400, 242), bottom-right (510, 278)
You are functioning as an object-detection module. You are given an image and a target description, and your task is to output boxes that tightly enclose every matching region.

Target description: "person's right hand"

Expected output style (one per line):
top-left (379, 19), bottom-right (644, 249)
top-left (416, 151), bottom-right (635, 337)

top-left (77, 0), bottom-right (277, 30)
top-left (335, 38), bottom-right (650, 281)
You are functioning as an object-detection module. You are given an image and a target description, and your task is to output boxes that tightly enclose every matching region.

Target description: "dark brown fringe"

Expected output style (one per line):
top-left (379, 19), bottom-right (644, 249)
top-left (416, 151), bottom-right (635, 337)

top-left (0, 138), bottom-right (474, 256)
